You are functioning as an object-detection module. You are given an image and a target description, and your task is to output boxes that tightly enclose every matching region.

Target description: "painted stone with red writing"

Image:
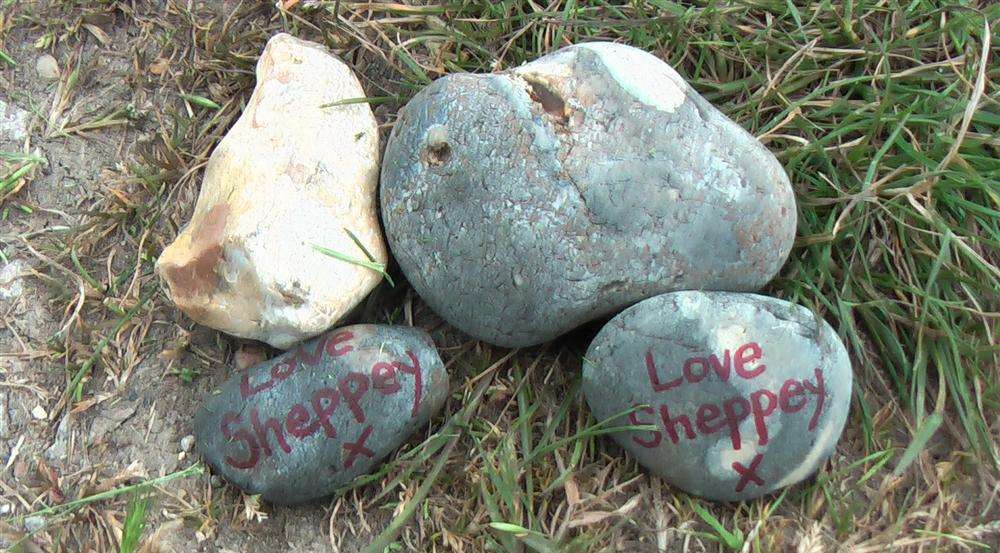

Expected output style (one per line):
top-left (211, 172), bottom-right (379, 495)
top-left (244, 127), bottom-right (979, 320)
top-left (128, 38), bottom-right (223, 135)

top-left (582, 291), bottom-right (851, 501)
top-left (193, 324), bottom-right (448, 504)
top-left (380, 42), bottom-right (796, 347)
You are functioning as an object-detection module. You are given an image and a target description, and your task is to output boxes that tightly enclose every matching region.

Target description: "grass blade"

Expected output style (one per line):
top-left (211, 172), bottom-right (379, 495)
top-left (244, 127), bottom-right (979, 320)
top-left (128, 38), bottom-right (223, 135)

top-left (311, 242), bottom-right (395, 287)
top-left (893, 411), bottom-right (944, 477)
top-left (489, 522), bottom-right (559, 553)
top-left (179, 93), bottom-right (221, 110)
top-left (119, 490), bottom-right (152, 553)
top-left (320, 95), bottom-right (403, 108)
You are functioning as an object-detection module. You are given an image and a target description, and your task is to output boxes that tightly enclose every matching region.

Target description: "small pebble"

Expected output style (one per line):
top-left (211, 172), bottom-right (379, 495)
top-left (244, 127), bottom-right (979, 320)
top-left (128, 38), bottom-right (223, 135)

top-left (24, 515), bottom-right (45, 533)
top-left (180, 434), bottom-right (195, 452)
top-left (31, 405), bottom-right (47, 420)
top-left (234, 346), bottom-right (266, 370)
top-left (35, 54), bottom-right (60, 81)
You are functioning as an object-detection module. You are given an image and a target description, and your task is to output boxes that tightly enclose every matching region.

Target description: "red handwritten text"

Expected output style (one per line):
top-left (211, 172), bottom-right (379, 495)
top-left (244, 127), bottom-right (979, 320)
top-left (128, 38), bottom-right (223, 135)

top-left (645, 342), bottom-right (765, 392)
top-left (635, 342), bottom-right (826, 493)
top-left (220, 332), bottom-right (424, 471)
top-left (633, 343), bottom-right (826, 452)
top-left (240, 330), bottom-right (355, 399)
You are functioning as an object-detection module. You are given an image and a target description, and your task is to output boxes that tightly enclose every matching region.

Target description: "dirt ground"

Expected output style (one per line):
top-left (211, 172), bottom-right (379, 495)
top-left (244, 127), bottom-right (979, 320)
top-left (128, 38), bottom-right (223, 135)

top-left (0, 1), bottom-right (997, 552)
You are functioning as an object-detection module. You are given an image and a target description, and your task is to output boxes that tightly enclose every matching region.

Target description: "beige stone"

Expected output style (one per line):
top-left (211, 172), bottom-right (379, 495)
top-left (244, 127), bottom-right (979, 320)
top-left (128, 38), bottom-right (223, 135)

top-left (35, 54), bottom-right (60, 81)
top-left (157, 33), bottom-right (386, 348)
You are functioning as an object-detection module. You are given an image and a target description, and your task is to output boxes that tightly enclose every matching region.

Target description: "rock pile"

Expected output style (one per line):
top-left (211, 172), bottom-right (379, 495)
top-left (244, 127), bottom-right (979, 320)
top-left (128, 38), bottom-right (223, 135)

top-left (171, 37), bottom-right (849, 504)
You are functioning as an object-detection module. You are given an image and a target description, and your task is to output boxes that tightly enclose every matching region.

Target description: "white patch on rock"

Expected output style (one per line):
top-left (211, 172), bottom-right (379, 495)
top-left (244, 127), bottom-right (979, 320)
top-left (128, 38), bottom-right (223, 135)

top-left (710, 322), bottom-right (749, 352)
top-left (577, 42), bottom-right (688, 113)
top-left (710, 438), bottom-right (760, 481)
top-left (513, 48), bottom-right (577, 81)
top-left (156, 33), bottom-right (387, 349)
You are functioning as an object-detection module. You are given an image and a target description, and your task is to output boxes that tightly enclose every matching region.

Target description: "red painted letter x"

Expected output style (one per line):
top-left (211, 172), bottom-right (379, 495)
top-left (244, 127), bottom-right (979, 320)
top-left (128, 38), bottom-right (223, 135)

top-left (343, 425), bottom-right (375, 469)
top-left (732, 453), bottom-right (764, 492)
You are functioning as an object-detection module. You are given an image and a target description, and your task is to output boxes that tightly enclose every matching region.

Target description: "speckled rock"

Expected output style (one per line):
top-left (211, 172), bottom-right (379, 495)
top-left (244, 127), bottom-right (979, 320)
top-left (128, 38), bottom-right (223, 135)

top-left (380, 42), bottom-right (796, 347)
top-left (194, 324), bottom-right (448, 504)
top-left (582, 291), bottom-right (851, 501)
top-left (156, 33), bottom-right (386, 349)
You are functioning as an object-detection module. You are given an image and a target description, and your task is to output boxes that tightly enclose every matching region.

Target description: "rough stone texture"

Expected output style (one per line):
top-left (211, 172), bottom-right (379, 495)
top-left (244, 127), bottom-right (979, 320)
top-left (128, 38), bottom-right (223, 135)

top-left (194, 324), bottom-right (448, 504)
top-left (582, 291), bottom-right (851, 501)
top-left (381, 42), bottom-right (796, 347)
top-left (157, 33), bottom-right (387, 349)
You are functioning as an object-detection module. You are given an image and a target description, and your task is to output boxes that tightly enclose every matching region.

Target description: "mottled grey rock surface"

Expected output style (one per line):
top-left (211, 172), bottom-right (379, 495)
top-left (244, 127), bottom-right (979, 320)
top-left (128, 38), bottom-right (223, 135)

top-left (583, 291), bottom-right (851, 501)
top-left (194, 324), bottom-right (448, 504)
top-left (381, 42), bottom-right (797, 347)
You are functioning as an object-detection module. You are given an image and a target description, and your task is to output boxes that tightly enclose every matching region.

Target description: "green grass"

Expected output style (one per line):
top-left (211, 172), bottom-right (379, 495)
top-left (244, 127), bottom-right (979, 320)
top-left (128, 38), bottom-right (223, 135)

top-left (1, 0), bottom-right (996, 551)
top-left (0, 152), bottom-right (44, 200)
top-left (119, 490), bottom-right (153, 553)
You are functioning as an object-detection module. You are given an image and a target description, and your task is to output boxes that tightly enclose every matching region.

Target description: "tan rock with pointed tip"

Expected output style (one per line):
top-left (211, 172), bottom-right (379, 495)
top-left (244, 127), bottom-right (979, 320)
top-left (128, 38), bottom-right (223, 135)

top-left (156, 33), bottom-right (386, 349)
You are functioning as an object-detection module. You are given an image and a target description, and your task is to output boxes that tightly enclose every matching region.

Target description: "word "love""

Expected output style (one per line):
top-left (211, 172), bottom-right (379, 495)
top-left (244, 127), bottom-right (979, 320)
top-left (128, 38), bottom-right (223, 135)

top-left (646, 342), bottom-right (765, 392)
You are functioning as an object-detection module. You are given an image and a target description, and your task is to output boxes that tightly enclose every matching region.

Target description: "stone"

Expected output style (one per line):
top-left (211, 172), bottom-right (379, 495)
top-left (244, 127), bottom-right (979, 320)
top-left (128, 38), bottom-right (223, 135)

top-left (35, 54), bottom-right (60, 81)
top-left (0, 100), bottom-right (29, 144)
top-left (0, 259), bottom-right (27, 302)
top-left (23, 515), bottom-right (44, 533)
top-left (380, 42), bottom-right (796, 347)
top-left (44, 414), bottom-right (71, 461)
top-left (193, 324), bottom-right (449, 504)
top-left (156, 33), bottom-right (386, 349)
top-left (582, 291), bottom-right (851, 501)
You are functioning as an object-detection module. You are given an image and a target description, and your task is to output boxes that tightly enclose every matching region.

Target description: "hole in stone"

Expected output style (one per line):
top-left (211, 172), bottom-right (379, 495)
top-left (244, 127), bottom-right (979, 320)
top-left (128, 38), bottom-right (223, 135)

top-left (424, 142), bottom-right (452, 167)
top-left (525, 78), bottom-right (568, 125)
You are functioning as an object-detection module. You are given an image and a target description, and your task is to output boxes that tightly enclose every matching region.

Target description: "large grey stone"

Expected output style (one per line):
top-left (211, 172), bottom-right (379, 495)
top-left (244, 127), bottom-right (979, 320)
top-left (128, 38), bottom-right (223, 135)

top-left (194, 324), bottom-right (448, 504)
top-left (381, 42), bottom-right (796, 347)
top-left (582, 291), bottom-right (851, 501)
